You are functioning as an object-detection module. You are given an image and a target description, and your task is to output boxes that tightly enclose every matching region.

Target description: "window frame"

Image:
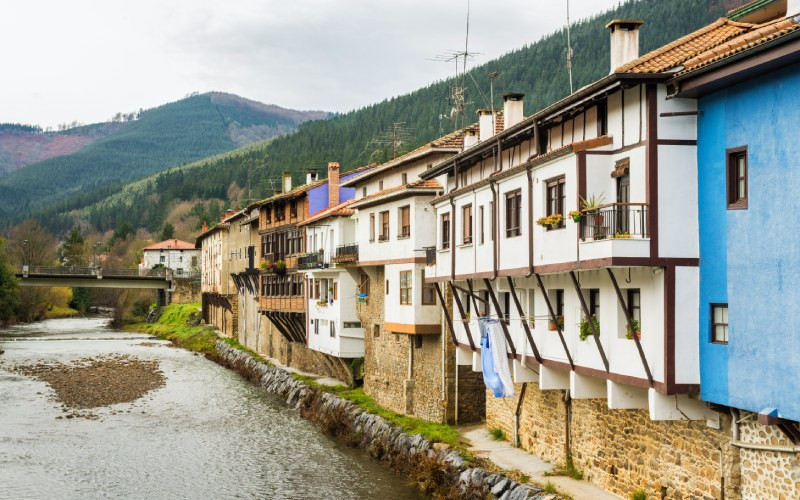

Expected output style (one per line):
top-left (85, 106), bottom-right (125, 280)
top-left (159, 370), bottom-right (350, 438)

top-left (421, 270), bottom-right (436, 305)
top-left (369, 213), bottom-right (376, 242)
top-left (462, 204), bottom-right (473, 244)
top-left (399, 270), bottom-right (412, 305)
top-left (505, 190), bottom-right (522, 238)
top-left (546, 176), bottom-right (566, 229)
top-left (379, 210), bottom-right (390, 241)
top-left (710, 303), bottom-right (729, 344)
top-left (627, 289), bottom-right (641, 323)
top-left (726, 146), bottom-right (748, 210)
top-left (441, 212), bottom-right (451, 250)
top-left (479, 205), bottom-right (485, 245)
top-left (398, 205), bottom-right (411, 239)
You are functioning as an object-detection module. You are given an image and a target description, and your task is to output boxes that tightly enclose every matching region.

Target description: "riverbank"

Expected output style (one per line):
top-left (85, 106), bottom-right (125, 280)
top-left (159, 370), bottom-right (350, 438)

top-left (126, 304), bottom-right (561, 499)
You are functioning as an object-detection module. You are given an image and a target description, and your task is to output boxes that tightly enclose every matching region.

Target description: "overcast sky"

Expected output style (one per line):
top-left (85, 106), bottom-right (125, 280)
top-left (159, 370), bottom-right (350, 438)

top-left (1, 0), bottom-right (620, 128)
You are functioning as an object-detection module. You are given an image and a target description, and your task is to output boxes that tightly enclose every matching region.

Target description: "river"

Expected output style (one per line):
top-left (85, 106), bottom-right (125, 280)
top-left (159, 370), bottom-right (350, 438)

top-left (0, 317), bottom-right (423, 499)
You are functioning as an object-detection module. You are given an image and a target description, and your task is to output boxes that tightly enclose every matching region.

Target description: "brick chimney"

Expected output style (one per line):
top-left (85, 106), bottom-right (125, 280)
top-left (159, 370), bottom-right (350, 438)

top-left (202, 222), bottom-right (208, 232)
top-left (503, 93), bottom-right (525, 130)
top-left (328, 161), bottom-right (340, 208)
top-left (607, 19), bottom-right (644, 73)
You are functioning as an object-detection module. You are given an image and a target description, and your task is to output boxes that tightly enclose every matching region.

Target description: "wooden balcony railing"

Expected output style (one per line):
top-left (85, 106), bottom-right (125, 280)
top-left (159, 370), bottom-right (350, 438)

top-left (332, 243), bottom-right (358, 263)
top-left (580, 203), bottom-right (648, 241)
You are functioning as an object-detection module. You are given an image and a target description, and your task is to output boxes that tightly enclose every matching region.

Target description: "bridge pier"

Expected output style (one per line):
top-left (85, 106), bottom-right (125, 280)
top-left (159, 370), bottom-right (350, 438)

top-left (156, 289), bottom-right (171, 307)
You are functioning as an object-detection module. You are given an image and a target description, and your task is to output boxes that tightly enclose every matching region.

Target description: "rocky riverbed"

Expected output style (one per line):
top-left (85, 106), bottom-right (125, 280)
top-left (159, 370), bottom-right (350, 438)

top-left (6, 354), bottom-right (165, 414)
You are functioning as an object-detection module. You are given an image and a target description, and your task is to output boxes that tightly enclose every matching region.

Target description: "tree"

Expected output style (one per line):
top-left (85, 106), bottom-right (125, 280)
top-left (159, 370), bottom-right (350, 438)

top-left (0, 238), bottom-right (20, 321)
top-left (6, 219), bottom-right (58, 267)
top-left (59, 227), bottom-right (87, 267)
top-left (160, 223), bottom-right (175, 241)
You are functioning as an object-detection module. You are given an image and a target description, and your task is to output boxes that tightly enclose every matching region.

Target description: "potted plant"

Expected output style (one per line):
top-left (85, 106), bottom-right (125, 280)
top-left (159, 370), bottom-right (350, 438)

top-left (614, 232), bottom-right (631, 239)
top-left (626, 319), bottom-right (641, 340)
top-left (316, 299), bottom-right (328, 307)
top-left (260, 260), bottom-right (273, 271)
top-left (274, 259), bottom-right (287, 275)
top-left (580, 192), bottom-right (606, 213)
top-left (536, 213), bottom-right (563, 229)
top-left (568, 210), bottom-right (582, 223)
top-left (549, 315), bottom-right (564, 331)
top-left (579, 315), bottom-right (600, 341)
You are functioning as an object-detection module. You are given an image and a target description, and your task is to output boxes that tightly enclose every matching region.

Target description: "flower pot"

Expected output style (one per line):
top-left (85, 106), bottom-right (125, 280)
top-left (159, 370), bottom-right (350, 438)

top-left (549, 321), bottom-right (557, 331)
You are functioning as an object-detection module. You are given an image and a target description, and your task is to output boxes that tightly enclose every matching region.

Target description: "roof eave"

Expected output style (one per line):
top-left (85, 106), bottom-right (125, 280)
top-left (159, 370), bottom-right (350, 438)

top-left (349, 188), bottom-right (442, 210)
top-left (340, 147), bottom-right (461, 187)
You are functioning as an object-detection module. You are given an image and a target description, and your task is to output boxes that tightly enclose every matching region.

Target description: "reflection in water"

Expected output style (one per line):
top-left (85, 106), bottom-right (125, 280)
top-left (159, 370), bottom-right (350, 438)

top-left (0, 317), bottom-right (422, 500)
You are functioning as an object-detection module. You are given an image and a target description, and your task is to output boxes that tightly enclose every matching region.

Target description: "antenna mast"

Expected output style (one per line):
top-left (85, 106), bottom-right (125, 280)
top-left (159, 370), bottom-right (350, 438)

top-left (566, 0), bottom-right (574, 94)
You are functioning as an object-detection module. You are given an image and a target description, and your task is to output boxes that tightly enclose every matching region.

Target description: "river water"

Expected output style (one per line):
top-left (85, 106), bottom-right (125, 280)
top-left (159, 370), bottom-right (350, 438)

top-left (0, 317), bottom-right (422, 499)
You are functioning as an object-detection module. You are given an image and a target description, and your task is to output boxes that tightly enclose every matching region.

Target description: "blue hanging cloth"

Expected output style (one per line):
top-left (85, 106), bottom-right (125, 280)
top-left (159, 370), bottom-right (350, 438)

top-left (480, 318), bottom-right (514, 398)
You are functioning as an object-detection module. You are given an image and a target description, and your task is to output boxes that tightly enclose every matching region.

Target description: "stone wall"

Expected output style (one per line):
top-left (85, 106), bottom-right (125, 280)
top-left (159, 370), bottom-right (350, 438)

top-left (486, 381), bottom-right (741, 499)
top-left (737, 412), bottom-right (800, 500)
top-left (204, 294), bottom-right (237, 338)
top-left (171, 278), bottom-right (200, 304)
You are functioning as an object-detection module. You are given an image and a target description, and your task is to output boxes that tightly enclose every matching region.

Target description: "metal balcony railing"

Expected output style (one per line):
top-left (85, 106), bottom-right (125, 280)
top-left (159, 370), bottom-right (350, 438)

top-left (19, 266), bottom-right (169, 278)
top-left (580, 203), bottom-right (648, 241)
top-left (333, 243), bottom-right (358, 263)
top-left (298, 251), bottom-right (326, 270)
top-left (424, 246), bottom-right (437, 266)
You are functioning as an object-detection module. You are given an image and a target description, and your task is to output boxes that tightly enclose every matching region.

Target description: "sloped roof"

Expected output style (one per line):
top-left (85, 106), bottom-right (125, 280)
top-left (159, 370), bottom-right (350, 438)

top-left (256, 164), bottom-right (374, 206)
top-left (142, 239), bottom-right (196, 251)
top-left (349, 179), bottom-right (442, 209)
top-left (617, 18), bottom-right (754, 73)
top-left (298, 200), bottom-right (356, 226)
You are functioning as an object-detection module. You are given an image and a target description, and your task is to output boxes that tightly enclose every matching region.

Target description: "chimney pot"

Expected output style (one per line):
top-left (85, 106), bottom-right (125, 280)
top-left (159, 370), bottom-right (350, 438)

top-left (477, 109), bottom-right (497, 142)
top-left (463, 128), bottom-right (479, 150)
top-left (606, 19), bottom-right (644, 74)
top-left (503, 93), bottom-right (525, 130)
top-left (328, 161), bottom-right (340, 208)
top-left (306, 169), bottom-right (319, 185)
top-left (202, 222), bottom-right (208, 232)
top-left (281, 172), bottom-right (292, 193)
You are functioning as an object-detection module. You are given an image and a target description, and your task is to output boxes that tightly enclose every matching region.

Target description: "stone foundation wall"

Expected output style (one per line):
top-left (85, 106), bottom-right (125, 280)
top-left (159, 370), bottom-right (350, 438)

top-left (487, 381), bottom-right (740, 499)
top-left (457, 365), bottom-right (486, 424)
top-left (737, 412), bottom-right (800, 500)
top-left (171, 278), bottom-right (200, 304)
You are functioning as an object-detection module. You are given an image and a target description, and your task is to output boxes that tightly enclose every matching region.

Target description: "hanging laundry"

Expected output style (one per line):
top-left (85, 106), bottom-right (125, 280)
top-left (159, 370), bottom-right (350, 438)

top-left (480, 318), bottom-right (515, 398)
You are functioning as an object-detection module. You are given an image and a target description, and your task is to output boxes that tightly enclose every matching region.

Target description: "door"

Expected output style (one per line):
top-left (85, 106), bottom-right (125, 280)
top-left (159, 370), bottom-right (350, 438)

top-left (616, 174), bottom-right (630, 235)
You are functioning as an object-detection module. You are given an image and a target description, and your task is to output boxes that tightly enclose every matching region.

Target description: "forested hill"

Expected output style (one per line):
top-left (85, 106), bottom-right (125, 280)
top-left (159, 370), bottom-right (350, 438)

top-left (26, 0), bottom-right (746, 234)
top-left (0, 92), bottom-right (327, 223)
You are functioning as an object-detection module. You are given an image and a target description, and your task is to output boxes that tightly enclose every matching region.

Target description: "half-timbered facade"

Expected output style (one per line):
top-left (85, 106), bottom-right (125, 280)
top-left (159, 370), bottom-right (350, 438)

top-left (421, 20), bottom-right (716, 422)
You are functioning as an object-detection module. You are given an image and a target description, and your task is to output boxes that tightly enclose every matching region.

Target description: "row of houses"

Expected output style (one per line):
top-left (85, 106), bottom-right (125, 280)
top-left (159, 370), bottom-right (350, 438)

top-left (196, 1), bottom-right (800, 497)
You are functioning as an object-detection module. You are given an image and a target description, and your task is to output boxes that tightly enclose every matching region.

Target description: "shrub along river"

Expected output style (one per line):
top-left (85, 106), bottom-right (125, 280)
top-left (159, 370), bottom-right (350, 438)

top-left (0, 316), bottom-right (422, 499)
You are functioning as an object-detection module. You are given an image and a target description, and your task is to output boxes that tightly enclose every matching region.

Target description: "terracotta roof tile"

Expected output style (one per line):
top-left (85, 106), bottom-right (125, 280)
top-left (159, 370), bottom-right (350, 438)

top-left (142, 239), bottom-right (196, 251)
top-left (617, 18), bottom-right (754, 74)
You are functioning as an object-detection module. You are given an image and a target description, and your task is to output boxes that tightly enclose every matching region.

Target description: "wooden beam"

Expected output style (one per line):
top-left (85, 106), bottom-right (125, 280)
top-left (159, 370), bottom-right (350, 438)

top-left (434, 282), bottom-right (460, 348)
top-left (506, 276), bottom-right (541, 363)
top-left (449, 281), bottom-right (477, 351)
top-left (452, 282), bottom-right (489, 304)
top-left (568, 271), bottom-right (609, 372)
top-left (606, 268), bottom-right (654, 387)
top-left (534, 274), bottom-right (574, 370)
top-left (466, 279), bottom-right (483, 316)
top-left (482, 278), bottom-right (517, 357)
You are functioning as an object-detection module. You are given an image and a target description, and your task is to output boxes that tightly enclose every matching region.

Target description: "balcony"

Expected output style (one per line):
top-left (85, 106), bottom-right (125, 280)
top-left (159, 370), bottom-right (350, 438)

top-left (298, 251), bottom-right (326, 270)
top-left (332, 243), bottom-right (358, 264)
top-left (578, 203), bottom-right (650, 260)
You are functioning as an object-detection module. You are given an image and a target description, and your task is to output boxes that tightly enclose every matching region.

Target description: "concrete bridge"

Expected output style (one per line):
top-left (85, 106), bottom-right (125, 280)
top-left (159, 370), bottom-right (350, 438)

top-left (14, 266), bottom-right (191, 305)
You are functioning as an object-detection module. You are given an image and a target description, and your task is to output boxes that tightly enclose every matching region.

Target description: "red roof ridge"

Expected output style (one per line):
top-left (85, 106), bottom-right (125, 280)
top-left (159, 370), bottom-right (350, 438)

top-left (142, 239), bottom-right (196, 251)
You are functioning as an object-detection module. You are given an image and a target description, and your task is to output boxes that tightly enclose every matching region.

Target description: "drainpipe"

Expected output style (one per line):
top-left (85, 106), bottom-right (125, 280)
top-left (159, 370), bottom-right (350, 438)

top-left (489, 180), bottom-right (498, 280)
top-left (450, 197), bottom-right (457, 281)
top-left (526, 166), bottom-right (534, 277)
top-left (514, 383), bottom-right (528, 447)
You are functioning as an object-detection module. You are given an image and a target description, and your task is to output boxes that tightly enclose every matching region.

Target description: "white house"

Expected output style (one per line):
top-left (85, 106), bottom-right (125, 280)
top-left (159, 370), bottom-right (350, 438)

top-left (299, 200), bottom-right (365, 359)
top-left (420, 20), bottom-right (712, 422)
top-left (140, 239), bottom-right (199, 275)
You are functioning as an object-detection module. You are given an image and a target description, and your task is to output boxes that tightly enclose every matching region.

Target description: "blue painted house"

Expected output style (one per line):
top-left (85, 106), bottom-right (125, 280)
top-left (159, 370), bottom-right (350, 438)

top-left (673, 0), bottom-right (800, 423)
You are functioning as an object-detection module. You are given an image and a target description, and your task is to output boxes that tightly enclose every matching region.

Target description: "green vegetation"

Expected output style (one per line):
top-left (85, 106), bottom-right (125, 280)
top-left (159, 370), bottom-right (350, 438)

top-left (10, 0), bottom-right (731, 236)
top-left (631, 489), bottom-right (648, 500)
top-left (489, 427), bottom-right (508, 441)
top-left (0, 238), bottom-right (20, 322)
top-left (43, 306), bottom-right (79, 319)
top-left (0, 93), bottom-right (325, 231)
top-left (125, 302), bottom-right (219, 354)
top-left (544, 481), bottom-right (558, 494)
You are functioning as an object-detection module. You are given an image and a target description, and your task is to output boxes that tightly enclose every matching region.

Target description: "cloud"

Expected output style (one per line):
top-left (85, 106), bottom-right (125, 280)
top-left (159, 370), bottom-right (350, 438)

top-left (0, 0), bottom-right (618, 127)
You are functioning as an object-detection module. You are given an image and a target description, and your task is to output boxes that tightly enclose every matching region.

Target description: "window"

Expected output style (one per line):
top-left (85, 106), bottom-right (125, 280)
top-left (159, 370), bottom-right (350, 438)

top-left (362, 187), bottom-right (367, 198)
top-left (369, 213), bottom-right (376, 242)
top-left (597, 99), bottom-right (608, 136)
top-left (711, 304), bottom-right (728, 344)
top-left (414, 336), bottom-right (423, 349)
top-left (441, 213), bottom-right (451, 249)
top-left (555, 290), bottom-right (564, 317)
top-left (386, 280), bottom-right (389, 294)
top-left (399, 206), bottom-right (410, 238)
top-left (588, 289), bottom-right (600, 318)
top-left (160, 256), bottom-right (165, 263)
top-left (479, 206), bottom-right (485, 245)
top-left (490, 201), bottom-right (495, 241)
top-left (546, 176), bottom-right (566, 229)
top-left (501, 292), bottom-right (511, 325)
top-left (314, 279), bottom-right (320, 300)
top-left (399, 270), bottom-right (412, 305)
top-left (379, 180), bottom-right (384, 191)
top-left (330, 321), bottom-right (336, 338)
top-left (314, 319), bottom-right (319, 335)
top-left (275, 202), bottom-right (285, 222)
top-left (462, 204), bottom-right (473, 244)
top-left (505, 190), bottom-right (522, 237)
top-left (401, 173), bottom-right (408, 185)
top-left (265, 207), bottom-right (271, 224)
top-left (627, 289), bottom-right (641, 323)
top-left (333, 281), bottom-right (338, 301)
top-left (379, 211), bottom-right (390, 241)
top-left (459, 170), bottom-right (468, 187)
top-left (343, 321), bottom-right (362, 329)
top-left (359, 270), bottom-right (370, 296)
top-left (727, 147), bottom-right (748, 209)
top-left (421, 270), bottom-right (436, 305)
top-left (290, 200), bottom-right (298, 218)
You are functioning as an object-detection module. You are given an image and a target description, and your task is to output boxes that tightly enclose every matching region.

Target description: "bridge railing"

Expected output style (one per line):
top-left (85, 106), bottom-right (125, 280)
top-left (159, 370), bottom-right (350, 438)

top-left (20, 266), bottom-right (170, 278)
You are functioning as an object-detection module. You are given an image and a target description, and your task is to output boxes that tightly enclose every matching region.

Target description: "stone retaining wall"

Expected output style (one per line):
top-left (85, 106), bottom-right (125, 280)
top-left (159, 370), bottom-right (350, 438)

top-left (213, 341), bottom-right (555, 499)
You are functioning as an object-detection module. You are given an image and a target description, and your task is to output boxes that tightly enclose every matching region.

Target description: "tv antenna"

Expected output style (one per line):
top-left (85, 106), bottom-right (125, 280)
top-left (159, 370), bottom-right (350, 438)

top-left (566, 0), bottom-right (575, 94)
top-left (361, 122), bottom-right (414, 162)
top-left (429, 0), bottom-right (480, 133)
